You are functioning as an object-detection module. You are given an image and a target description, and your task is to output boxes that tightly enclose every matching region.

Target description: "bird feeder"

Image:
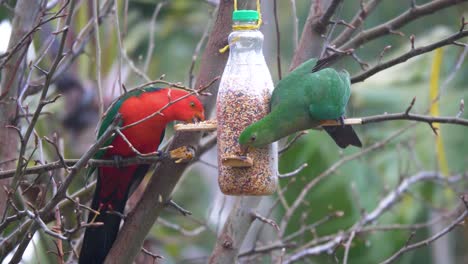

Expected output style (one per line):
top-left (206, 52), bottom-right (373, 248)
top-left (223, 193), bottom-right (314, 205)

top-left (214, 8), bottom-right (278, 195)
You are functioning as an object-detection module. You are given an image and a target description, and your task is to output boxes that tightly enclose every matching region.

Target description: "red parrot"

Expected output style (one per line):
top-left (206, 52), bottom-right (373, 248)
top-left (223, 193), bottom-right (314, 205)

top-left (79, 87), bottom-right (205, 264)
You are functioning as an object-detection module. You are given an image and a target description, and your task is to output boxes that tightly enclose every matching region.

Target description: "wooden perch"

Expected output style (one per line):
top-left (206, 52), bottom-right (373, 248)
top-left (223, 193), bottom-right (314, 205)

top-left (319, 118), bottom-right (363, 126)
top-left (174, 120), bottom-right (217, 132)
top-left (174, 118), bottom-right (364, 132)
top-left (221, 155), bottom-right (254, 168)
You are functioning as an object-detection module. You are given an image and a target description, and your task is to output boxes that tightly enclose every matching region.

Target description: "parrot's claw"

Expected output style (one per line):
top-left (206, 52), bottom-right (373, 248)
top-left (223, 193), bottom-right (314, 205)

top-left (338, 116), bottom-right (345, 128)
top-left (113, 155), bottom-right (124, 168)
top-left (166, 199), bottom-right (192, 216)
top-left (156, 150), bottom-right (168, 158)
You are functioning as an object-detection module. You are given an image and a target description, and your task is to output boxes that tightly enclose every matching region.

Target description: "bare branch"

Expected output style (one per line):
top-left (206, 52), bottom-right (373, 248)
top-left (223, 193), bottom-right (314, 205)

top-left (188, 5), bottom-right (214, 87)
top-left (279, 124), bottom-right (416, 236)
top-left (380, 207), bottom-right (467, 264)
top-left (250, 210), bottom-right (280, 231)
top-left (289, 0), bottom-right (299, 50)
top-left (332, 0), bottom-right (383, 47)
top-left (143, 1), bottom-right (167, 74)
top-left (273, 0), bottom-right (282, 79)
top-left (360, 109), bottom-right (468, 127)
top-left (278, 163), bottom-right (308, 178)
top-left (93, 0), bottom-right (104, 117)
top-left (340, 0), bottom-right (468, 51)
top-left (278, 131), bottom-right (308, 155)
top-left (284, 172), bottom-right (465, 263)
top-left (352, 29), bottom-right (468, 83)
top-left (315, 0), bottom-right (343, 35)
top-left (157, 217), bottom-right (206, 237)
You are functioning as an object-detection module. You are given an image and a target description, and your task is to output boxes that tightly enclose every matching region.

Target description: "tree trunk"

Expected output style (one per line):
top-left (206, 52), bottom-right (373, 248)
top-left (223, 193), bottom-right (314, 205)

top-left (0, 0), bottom-right (44, 219)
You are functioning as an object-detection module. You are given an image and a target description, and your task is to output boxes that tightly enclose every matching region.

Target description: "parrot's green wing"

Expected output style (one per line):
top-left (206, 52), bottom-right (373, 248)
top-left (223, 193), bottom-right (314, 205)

top-left (270, 58), bottom-right (318, 109)
top-left (307, 68), bottom-right (350, 120)
top-left (86, 86), bottom-right (163, 178)
top-left (270, 57), bottom-right (350, 120)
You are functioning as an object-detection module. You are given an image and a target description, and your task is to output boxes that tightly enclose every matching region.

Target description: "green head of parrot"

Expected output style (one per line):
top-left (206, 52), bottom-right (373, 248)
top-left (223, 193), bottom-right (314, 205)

top-left (239, 122), bottom-right (273, 148)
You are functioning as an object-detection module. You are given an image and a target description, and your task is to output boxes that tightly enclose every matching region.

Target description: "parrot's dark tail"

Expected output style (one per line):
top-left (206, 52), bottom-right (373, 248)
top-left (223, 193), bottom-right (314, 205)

top-left (78, 182), bottom-right (127, 264)
top-left (324, 125), bottom-right (362, 148)
top-left (79, 165), bottom-right (149, 264)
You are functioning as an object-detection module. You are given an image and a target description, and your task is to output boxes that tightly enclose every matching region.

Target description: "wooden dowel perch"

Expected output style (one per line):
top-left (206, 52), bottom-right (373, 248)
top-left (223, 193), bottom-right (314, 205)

top-left (174, 118), bottom-right (364, 168)
top-left (174, 118), bottom-right (364, 132)
top-left (319, 118), bottom-right (363, 126)
top-left (221, 155), bottom-right (254, 167)
top-left (174, 120), bottom-right (217, 132)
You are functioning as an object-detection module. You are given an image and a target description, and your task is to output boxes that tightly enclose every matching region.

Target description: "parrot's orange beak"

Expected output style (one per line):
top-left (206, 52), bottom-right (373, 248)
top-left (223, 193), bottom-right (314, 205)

top-left (190, 111), bottom-right (205, 123)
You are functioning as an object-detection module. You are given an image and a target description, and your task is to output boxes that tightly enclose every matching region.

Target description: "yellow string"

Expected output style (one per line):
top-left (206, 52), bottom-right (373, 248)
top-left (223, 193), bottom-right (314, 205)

top-left (232, 0), bottom-right (262, 31)
top-left (429, 48), bottom-right (449, 177)
top-left (219, 0), bottom-right (262, 53)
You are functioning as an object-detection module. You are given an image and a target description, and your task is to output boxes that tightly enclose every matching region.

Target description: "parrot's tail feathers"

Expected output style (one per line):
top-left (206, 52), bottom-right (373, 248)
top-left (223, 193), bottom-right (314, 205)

top-left (78, 186), bottom-right (127, 264)
top-left (79, 165), bottom-right (149, 264)
top-left (324, 125), bottom-right (362, 148)
top-left (79, 207), bottom-right (124, 264)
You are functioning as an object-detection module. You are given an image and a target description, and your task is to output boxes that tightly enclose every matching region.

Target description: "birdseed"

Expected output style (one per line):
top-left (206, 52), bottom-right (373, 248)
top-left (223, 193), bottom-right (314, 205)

top-left (216, 83), bottom-right (277, 196)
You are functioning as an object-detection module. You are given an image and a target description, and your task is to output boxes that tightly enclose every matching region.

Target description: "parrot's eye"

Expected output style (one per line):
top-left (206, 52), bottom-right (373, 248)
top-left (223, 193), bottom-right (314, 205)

top-left (250, 135), bottom-right (256, 142)
top-left (189, 101), bottom-right (196, 108)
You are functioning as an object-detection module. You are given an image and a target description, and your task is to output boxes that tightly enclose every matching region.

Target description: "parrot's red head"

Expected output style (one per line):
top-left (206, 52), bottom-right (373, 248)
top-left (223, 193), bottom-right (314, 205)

top-left (166, 89), bottom-right (205, 123)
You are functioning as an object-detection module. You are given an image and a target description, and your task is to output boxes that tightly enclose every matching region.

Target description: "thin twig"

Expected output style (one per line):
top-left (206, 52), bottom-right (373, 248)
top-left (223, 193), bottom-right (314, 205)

top-left (157, 218), bottom-right (206, 237)
top-left (352, 29), bottom-right (468, 83)
top-left (289, 0), bottom-right (299, 50)
top-left (188, 7), bottom-right (214, 87)
top-left (251, 210), bottom-right (280, 231)
top-left (273, 0), bottom-right (282, 79)
top-left (332, 0), bottom-right (383, 47)
top-left (379, 209), bottom-right (467, 264)
top-left (284, 172), bottom-right (464, 263)
top-left (278, 131), bottom-right (308, 154)
top-left (143, 1), bottom-right (167, 74)
top-left (238, 242), bottom-right (296, 258)
top-left (93, 0), bottom-right (104, 117)
top-left (114, 0), bottom-right (124, 95)
top-left (340, 0), bottom-right (467, 51)
top-left (0, 154), bottom-right (168, 179)
top-left (279, 124), bottom-right (416, 236)
top-left (315, 0), bottom-right (343, 35)
top-left (278, 163), bottom-right (308, 178)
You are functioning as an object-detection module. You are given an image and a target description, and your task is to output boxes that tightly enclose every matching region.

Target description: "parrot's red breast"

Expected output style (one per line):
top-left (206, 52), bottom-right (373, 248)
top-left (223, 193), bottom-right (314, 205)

top-left (98, 88), bottom-right (205, 208)
top-left (79, 87), bottom-right (204, 264)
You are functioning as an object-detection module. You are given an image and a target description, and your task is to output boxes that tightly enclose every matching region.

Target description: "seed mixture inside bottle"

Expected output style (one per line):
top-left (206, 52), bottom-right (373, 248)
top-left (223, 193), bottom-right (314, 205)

top-left (216, 9), bottom-right (278, 195)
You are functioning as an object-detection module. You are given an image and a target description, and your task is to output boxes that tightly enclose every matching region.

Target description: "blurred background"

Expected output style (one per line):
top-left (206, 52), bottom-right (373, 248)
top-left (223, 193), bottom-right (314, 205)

top-left (0, 0), bottom-right (467, 263)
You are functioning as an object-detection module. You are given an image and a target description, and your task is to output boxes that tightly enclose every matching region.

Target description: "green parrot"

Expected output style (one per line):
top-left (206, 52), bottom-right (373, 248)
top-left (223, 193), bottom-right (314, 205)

top-left (239, 58), bottom-right (362, 149)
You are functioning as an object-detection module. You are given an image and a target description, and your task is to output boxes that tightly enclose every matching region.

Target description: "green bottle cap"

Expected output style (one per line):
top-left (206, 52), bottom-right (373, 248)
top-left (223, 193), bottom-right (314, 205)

top-left (232, 10), bottom-right (259, 21)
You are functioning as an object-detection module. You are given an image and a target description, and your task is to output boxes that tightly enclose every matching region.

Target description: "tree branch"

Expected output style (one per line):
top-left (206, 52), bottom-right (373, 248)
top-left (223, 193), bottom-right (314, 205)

top-left (340, 0), bottom-right (468, 51)
top-left (284, 172), bottom-right (466, 263)
top-left (380, 205), bottom-right (467, 264)
top-left (332, 0), bottom-right (383, 47)
top-left (352, 28), bottom-right (468, 83)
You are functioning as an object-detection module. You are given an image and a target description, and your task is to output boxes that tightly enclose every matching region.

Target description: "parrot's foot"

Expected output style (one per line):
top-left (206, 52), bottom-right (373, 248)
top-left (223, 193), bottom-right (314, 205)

top-left (107, 209), bottom-right (126, 220)
top-left (156, 150), bottom-right (168, 158)
top-left (166, 199), bottom-right (192, 216)
top-left (112, 155), bottom-right (124, 168)
top-left (338, 116), bottom-right (345, 128)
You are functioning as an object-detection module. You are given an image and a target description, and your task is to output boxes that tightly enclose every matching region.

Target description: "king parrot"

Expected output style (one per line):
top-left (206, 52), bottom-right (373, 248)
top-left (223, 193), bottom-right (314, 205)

top-left (79, 87), bottom-right (204, 264)
top-left (239, 58), bottom-right (361, 149)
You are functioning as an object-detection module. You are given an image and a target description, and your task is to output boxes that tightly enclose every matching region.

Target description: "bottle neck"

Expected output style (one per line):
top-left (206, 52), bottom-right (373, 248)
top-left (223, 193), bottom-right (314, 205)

top-left (232, 20), bottom-right (259, 31)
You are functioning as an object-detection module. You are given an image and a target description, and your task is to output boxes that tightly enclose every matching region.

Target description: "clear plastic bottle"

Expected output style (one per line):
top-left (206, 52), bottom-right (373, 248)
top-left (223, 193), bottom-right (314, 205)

top-left (216, 10), bottom-right (278, 195)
